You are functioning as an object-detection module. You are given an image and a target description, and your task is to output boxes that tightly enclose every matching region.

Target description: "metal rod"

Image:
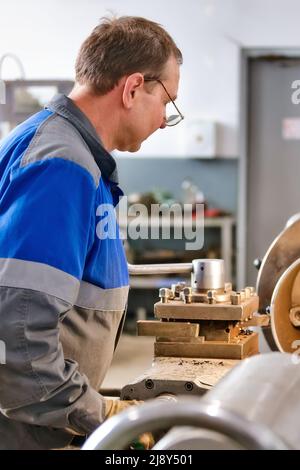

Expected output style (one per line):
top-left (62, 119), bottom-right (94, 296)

top-left (127, 262), bottom-right (192, 275)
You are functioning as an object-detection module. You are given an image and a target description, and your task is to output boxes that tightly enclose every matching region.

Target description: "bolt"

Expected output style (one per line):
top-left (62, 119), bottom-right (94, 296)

top-left (145, 379), bottom-right (154, 390)
top-left (289, 307), bottom-right (300, 327)
top-left (231, 292), bottom-right (241, 305)
top-left (253, 258), bottom-right (262, 270)
top-left (244, 287), bottom-right (251, 299)
top-left (183, 286), bottom-right (192, 304)
top-left (171, 283), bottom-right (184, 298)
top-left (159, 288), bottom-right (170, 303)
top-left (239, 290), bottom-right (246, 301)
top-left (207, 290), bottom-right (216, 304)
top-left (246, 286), bottom-right (256, 296)
top-left (184, 382), bottom-right (194, 392)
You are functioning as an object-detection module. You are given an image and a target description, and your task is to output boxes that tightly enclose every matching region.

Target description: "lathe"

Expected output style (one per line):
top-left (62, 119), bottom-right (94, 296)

top-left (121, 258), bottom-right (265, 400)
top-left (84, 215), bottom-right (300, 450)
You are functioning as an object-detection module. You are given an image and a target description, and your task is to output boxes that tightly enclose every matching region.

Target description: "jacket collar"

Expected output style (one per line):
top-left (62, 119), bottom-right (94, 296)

top-left (46, 94), bottom-right (119, 184)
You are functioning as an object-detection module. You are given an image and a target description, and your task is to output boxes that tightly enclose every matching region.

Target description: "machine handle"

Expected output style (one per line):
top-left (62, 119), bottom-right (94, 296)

top-left (82, 397), bottom-right (288, 450)
top-left (127, 262), bottom-right (192, 275)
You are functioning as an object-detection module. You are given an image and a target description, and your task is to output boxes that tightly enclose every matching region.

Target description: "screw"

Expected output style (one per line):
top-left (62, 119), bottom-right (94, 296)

top-left (239, 290), bottom-right (246, 301)
top-left (244, 287), bottom-right (251, 299)
top-left (145, 379), bottom-right (154, 390)
top-left (159, 288), bottom-right (170, 303)
top-left (184, 382), bottom-right (194, 392)
top-left (289, 307), bottom-right (300, 327)
top-left (183, 286), bottom-right (192, 304)
top-left (246, 286), bottom-right (256, 296)
top-left (173, 283), bottom-right (185, 298)
top-left (231, 292), bottom-right (241, 305)
top-left (207, 290), bottom-right (216, 304)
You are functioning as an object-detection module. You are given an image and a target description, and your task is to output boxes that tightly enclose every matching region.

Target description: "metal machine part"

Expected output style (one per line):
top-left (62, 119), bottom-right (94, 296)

top-left (128, 258), bottom-right (225, 292)
top-left (256, 217), bottom-right (300, 350)
top-left (153, 427), bottom-right (244, 450)
top-left (122, 259), bottom-right (264, 400)
top-left (121, 357), bottom-right (238, 401)
top-left (270, 258), bottom-right (300, 352)
top-left (86, 353), bottom-right (299, 450)
top-left (127, 261), bottom-right (192, 276)
top-left (197, 352), bottom-right (300, 450)
top-left (191, 259), bottom-right (224, 291)
top-left (82, 395), bottom-right (287, 450)
top-left (156, 352), bottom-right (300, 450)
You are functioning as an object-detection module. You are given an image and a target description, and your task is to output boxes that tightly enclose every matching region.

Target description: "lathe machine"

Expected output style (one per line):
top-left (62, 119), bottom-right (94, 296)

top-left (84, 215), bottom-right (300, 450)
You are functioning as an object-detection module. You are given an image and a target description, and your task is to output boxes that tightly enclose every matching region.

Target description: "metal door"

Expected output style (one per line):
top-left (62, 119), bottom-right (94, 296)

top-left (247, 57), bottom-right (300, 285)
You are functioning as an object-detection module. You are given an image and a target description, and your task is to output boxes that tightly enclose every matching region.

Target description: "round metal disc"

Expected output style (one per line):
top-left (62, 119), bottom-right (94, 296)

top-left (256, 218), bottom-right (300, 350)
top-left (270, 258), bottom-right (300, 352)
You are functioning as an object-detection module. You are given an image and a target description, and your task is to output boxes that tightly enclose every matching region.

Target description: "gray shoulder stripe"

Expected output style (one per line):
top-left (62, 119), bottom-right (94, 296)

top-left (20, 114), bottom-right (101, 187)
top-left (76, 281), bottom-right (129, 311)
top-left (0, 258), bottom-right (80, 305)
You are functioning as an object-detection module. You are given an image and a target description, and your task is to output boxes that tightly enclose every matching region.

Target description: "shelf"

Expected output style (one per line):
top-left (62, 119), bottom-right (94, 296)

top-left (121, 216), bottom-right (235, 283)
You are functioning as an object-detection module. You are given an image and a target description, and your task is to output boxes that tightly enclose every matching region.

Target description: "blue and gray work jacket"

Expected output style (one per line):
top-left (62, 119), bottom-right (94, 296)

top-left (0, 94), bottom-right (129, 449)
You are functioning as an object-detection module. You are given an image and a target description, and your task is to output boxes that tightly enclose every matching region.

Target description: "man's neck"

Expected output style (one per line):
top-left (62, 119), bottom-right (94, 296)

top-left (68, 85), bottom-right (120, 152)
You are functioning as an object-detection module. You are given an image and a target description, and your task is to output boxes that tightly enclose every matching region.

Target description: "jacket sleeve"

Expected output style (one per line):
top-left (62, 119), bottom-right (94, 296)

top-left (0, 158), bottom-right (106, 435)
top-left (0, 287), bottom-right (106, 435)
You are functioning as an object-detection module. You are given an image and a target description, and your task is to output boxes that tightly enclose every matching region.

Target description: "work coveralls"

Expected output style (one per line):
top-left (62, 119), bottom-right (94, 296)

top-left (0, 94), bottom-right (129, 449)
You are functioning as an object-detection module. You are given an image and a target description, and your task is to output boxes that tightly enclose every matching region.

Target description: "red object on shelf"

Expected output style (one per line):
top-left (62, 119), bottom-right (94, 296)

top-left (204, 208), bottom-right (223, 218)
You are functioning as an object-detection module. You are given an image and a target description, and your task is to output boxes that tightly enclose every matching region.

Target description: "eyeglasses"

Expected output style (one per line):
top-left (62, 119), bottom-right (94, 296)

top-left (144, 77), bottom-right (184, 126)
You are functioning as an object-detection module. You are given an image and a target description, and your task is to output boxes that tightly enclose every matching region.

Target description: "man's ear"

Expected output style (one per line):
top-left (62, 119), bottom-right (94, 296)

top-left (122, 73), bottom-right (144, 109)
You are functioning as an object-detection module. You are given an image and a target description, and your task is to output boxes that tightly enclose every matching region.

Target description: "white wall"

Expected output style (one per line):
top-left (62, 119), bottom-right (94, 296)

top-left (0, 0), bottom-right (300, 156)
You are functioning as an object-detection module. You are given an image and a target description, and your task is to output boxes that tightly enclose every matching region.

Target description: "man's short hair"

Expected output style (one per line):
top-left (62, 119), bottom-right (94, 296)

top-left (75, 15), bottom-right (182, 95)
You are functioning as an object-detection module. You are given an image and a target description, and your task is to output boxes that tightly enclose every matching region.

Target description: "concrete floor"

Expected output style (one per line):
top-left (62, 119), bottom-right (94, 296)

top-left (101, 334), bottom-right (154, 390)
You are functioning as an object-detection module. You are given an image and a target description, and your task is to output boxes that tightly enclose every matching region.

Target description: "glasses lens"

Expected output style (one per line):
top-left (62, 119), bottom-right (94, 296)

top-left (166, 114), bottom-right (182, 126)
top-left (165, 102), bottom-right (183, 126)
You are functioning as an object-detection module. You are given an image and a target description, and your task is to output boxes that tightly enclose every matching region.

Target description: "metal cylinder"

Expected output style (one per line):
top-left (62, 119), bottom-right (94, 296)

top-left (127, 262), bottom-right (192, 275)
top-left (201, 352), bottom-right (300, 450)
top-left (191, 259), bottom-right (225, 292)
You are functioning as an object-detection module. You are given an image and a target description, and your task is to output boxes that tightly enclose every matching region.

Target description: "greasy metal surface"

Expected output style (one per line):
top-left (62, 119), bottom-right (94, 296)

top-left (256, 219), bottom-right (300, 350)
top-left (154, 295), bottom-right (259, 321)
top-left (271, 258), bottom-right (300, 352)
top-left (120, 356), bottom-right (238, 400)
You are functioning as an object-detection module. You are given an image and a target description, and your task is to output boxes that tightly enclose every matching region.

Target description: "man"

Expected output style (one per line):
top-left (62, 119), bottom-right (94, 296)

top-left (0, 16), bottom-right (183, 449)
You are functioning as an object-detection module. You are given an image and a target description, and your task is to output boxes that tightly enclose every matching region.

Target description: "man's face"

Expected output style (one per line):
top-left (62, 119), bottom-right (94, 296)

top-left (118, 56), bottom-right (180, 152)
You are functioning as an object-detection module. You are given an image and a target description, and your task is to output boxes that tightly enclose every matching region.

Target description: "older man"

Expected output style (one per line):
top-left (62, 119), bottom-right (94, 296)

top-left (0, 15), bottom-right (183, 449)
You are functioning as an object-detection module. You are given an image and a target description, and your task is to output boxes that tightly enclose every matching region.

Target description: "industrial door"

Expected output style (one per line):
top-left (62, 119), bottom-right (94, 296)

top-left (247, 57), bottom-right (300, 285)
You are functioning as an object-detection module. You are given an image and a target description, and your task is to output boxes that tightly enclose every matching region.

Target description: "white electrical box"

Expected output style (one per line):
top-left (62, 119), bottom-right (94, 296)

top-left (185, 119), bottom-right (216, 158)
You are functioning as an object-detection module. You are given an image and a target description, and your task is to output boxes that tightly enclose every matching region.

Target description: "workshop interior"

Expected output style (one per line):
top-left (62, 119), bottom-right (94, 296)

top-left (1, 0), bottom-right (300, 451)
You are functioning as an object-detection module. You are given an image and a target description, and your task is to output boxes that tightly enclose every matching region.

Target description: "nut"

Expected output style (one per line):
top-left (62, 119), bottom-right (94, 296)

top-left (289, 307), bottom-right (300, 327)
top-left (207, 290), bottom-right (216, 304)
top-left (246, 286), bottom-right (256, 296)
top-left (244, 287), bottom-right (251, 299)
top-left (172, 283), bottom-right (185, 298)
top-left (239, 290), bottom-right (246, 301)
top-left (231, 292), bottom-right (241, 305)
